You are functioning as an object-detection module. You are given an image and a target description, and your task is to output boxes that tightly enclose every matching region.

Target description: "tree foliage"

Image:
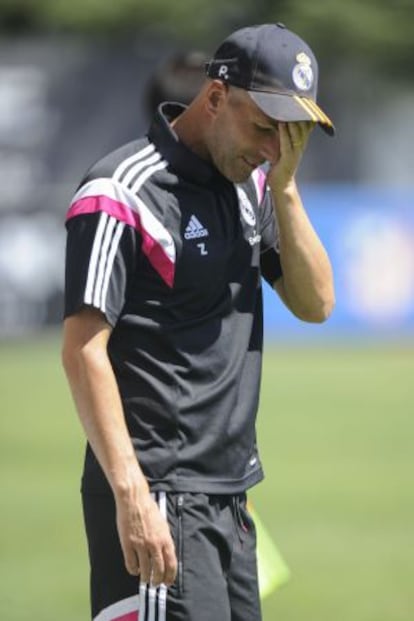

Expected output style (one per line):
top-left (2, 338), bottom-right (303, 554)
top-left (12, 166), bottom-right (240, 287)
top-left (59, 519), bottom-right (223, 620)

top-left (0, 0), bottom-right (413, 75)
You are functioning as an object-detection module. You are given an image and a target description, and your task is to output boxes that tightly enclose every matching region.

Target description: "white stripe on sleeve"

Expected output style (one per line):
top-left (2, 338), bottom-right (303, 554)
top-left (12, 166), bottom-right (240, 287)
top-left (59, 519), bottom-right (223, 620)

top-left (71, 178), bottom-right (176, 267)
top-left (93, 216), bottom-right (117, 308)
top-left (100, 221), bottom-right (125, 313)
top-left (112, 143), bottom-right (155, 182)
top-left (130, 160), bottom-right (168, 196)
top-left (84, 212), bottom-right (109, 305)
top-left (122, 151), bottom-right (162, 187)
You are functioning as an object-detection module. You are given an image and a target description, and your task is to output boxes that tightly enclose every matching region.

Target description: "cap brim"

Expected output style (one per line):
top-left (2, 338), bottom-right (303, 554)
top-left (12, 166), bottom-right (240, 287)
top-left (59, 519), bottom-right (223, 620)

top-left (248, 90), bottom-right (335, 136)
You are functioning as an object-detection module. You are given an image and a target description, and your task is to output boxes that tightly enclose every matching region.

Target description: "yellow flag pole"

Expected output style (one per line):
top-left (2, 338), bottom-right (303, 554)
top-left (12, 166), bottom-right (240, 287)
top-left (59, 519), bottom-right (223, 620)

top-left (248, 503), bottom-right (291, 600)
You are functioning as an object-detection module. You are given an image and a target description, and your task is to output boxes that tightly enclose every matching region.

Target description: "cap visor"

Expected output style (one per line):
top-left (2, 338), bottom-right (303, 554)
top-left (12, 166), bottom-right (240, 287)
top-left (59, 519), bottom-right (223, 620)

top-left (248, 90), bottom-right (335, 136)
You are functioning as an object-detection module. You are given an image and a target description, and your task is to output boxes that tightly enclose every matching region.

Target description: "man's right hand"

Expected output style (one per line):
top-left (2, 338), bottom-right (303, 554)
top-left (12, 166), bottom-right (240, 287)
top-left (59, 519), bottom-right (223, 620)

top-left (115, 487), bottom-right (177, 587)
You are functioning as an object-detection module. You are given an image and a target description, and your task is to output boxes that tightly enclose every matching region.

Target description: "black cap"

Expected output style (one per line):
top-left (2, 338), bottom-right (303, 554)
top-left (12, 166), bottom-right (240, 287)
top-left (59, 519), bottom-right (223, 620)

top-left (206, 23), bottom-right (335, 136)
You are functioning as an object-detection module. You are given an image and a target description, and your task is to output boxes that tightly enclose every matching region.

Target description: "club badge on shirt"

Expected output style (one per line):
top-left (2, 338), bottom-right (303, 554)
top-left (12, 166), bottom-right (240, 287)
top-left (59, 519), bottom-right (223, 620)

top-left (236, 187), bottom-right (256, 227)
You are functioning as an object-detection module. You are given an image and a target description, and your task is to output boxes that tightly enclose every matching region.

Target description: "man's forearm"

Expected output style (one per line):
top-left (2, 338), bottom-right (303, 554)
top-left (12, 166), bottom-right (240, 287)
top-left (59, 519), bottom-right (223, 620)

top-left (62, 315), bottom-right (148, 498)
top-left (272, 180), bottom-right (335, 323)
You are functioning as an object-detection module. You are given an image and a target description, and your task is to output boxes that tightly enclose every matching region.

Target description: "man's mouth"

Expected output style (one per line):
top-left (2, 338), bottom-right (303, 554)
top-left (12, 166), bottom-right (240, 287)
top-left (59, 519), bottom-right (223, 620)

top-left (242, 157), bottom-right (262, 170)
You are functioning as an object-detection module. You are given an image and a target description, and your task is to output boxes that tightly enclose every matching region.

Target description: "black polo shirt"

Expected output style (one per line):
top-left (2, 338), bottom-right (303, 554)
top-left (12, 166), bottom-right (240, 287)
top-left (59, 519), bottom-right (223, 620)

top-left (64, 102), bottom-right (282, 494)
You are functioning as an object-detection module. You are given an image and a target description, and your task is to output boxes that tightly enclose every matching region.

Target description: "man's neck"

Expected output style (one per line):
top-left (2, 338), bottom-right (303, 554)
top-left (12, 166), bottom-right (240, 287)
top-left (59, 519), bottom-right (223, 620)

top-left (171, 102), bottom-right (211, 163)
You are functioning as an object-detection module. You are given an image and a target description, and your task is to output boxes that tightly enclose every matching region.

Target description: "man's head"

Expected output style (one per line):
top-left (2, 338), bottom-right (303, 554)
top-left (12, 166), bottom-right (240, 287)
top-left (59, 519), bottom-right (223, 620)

top-left (205, 23), bottom-right (334, 136)
top-left (199, 82), bottom-right (284, 183)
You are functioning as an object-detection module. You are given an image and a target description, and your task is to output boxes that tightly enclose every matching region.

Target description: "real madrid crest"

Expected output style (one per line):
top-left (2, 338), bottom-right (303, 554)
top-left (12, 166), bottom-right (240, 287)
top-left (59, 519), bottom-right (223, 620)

top-left (236, 187), bottom-right (256, 227)
top-left (292, 51), bottom-right (314, 92)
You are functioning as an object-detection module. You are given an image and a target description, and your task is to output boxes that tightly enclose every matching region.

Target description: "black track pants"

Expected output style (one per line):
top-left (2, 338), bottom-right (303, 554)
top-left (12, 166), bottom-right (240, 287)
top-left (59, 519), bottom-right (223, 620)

top-left (82, 491), bottom-right (262, 621)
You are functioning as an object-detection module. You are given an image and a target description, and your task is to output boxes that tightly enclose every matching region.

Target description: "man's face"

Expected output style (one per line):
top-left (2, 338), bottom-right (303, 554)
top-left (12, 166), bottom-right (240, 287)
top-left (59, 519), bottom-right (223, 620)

top-left (207, 86), bottom-right (281, 183)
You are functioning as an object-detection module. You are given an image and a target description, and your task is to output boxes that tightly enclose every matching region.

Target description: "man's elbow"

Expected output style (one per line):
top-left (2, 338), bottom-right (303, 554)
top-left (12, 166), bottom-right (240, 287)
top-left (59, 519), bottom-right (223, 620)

top-left (298, 294), bottom-right (335, 324)
top-left (61, 330), bottom-right (85, 383)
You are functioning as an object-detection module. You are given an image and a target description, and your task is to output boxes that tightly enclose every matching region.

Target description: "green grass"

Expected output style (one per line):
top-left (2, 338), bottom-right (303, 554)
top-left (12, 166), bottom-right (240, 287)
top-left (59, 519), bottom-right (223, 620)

top-left (0, 333), bottom-right (88, 621)
top-left (1, 334), bottom-right (413, 620)
top-left (255, 344), bottom-right (414, 621)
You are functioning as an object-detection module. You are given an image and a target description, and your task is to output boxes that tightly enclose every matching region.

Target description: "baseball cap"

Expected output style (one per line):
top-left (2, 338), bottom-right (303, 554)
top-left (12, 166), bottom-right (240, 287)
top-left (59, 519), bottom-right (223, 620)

top-left (205, 23), bottom-right (335, 136)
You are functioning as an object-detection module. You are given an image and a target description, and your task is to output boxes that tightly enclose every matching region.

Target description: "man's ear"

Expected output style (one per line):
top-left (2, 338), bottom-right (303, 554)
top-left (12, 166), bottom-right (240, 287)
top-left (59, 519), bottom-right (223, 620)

top-left (204, 80), bottom-right (228, 117)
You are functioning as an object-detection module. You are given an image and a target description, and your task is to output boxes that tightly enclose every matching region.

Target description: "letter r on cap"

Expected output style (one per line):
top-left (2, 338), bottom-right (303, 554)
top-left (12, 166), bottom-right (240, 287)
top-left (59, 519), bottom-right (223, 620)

top-left (218, 65), bottom-right (228, 78)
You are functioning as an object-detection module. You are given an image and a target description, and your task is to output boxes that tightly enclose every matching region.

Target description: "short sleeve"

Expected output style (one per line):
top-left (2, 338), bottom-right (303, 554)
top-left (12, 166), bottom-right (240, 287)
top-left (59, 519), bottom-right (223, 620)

top-left (64, 185), bottom-right (139, 326)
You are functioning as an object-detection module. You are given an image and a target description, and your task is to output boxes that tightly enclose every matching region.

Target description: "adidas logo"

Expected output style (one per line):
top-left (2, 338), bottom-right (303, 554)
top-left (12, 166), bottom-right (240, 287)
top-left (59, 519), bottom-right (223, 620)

top-left (184, 215), bottom-right (209, 240)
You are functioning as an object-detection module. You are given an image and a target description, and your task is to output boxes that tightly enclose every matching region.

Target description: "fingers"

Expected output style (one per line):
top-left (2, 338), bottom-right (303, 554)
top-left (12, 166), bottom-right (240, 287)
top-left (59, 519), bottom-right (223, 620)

top-left (117, 499), bottom-right (177, 587)
top-left (135, 541), bottom-right (176, 586)
top-left (123, 547), bottom-right (141, 576)
top-left (285, 120), bottom-right (314, 151)
top-left (147, 550), bottom-right (165, 585)
top-left (161, 540), bottom-right (178, 586)
top-left (266, 121), bottom-right (310, 188)
top-left (123, 539), bottom-right (176, 585)
top-left (137, 548), bottom-right (152, 583)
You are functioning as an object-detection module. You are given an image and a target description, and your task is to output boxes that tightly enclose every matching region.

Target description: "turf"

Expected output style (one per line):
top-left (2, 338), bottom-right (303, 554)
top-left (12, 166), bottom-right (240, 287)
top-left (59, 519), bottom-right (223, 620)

top-left (0, 334), bottom-right (413, 621)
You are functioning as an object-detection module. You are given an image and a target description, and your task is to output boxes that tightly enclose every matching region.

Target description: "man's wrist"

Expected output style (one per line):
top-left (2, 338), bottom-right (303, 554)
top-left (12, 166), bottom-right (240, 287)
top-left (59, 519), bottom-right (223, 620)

top-left (269, 177), bottom-right (298, 206)
top-left (110, 459), bottom-right (150, 501)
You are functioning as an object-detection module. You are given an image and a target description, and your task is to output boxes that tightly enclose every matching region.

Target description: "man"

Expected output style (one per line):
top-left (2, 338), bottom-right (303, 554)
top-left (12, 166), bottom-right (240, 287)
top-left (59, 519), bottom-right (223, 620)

top-left (62, 22), bottom-right (335, 621)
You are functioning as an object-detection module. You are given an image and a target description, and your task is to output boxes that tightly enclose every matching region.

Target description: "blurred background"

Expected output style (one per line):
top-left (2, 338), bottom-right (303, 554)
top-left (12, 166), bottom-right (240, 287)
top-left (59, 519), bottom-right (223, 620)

top-left (0, 1), bottom-right (413, 620)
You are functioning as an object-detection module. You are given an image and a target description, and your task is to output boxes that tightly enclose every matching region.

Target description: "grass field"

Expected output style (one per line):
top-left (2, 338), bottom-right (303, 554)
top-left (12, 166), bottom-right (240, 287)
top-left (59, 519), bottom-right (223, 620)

top-left (1, 333), bottom-right (413, 621)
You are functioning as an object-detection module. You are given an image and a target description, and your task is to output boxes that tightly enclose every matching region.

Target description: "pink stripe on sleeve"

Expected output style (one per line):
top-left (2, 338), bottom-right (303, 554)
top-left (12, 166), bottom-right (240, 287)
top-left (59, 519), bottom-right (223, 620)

top-left (113, 612), bottom-right (138, 621)
top-left (66, 194), bottom-right (139, 228)
top-left (67, 195), bottom-right (175, 287)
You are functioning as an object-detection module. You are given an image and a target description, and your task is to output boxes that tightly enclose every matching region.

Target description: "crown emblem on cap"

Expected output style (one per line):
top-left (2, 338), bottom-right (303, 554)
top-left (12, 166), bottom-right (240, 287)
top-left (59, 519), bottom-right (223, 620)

top-left (296, 52), bottom-right (311, 65)
top-left (292, 52), bottom-right (314, 92)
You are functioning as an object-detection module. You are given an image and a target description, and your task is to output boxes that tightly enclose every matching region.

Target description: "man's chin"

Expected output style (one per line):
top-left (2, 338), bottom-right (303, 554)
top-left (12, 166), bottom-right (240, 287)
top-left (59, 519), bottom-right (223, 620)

top-left (223, 168), bottom-right (253, 184)
top-left (215, 159), bottom-right (253, 184)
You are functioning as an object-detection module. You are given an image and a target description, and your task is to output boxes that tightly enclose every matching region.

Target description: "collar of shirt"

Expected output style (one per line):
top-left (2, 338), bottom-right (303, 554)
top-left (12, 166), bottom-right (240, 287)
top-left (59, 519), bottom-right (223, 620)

top-left (147, 101), bottom-right (226, 187)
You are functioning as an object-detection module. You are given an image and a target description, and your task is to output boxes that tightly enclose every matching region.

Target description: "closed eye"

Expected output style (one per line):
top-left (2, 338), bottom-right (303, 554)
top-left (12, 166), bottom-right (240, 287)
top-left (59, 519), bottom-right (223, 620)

top-left (254, 123), bottom-right (278, 134)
